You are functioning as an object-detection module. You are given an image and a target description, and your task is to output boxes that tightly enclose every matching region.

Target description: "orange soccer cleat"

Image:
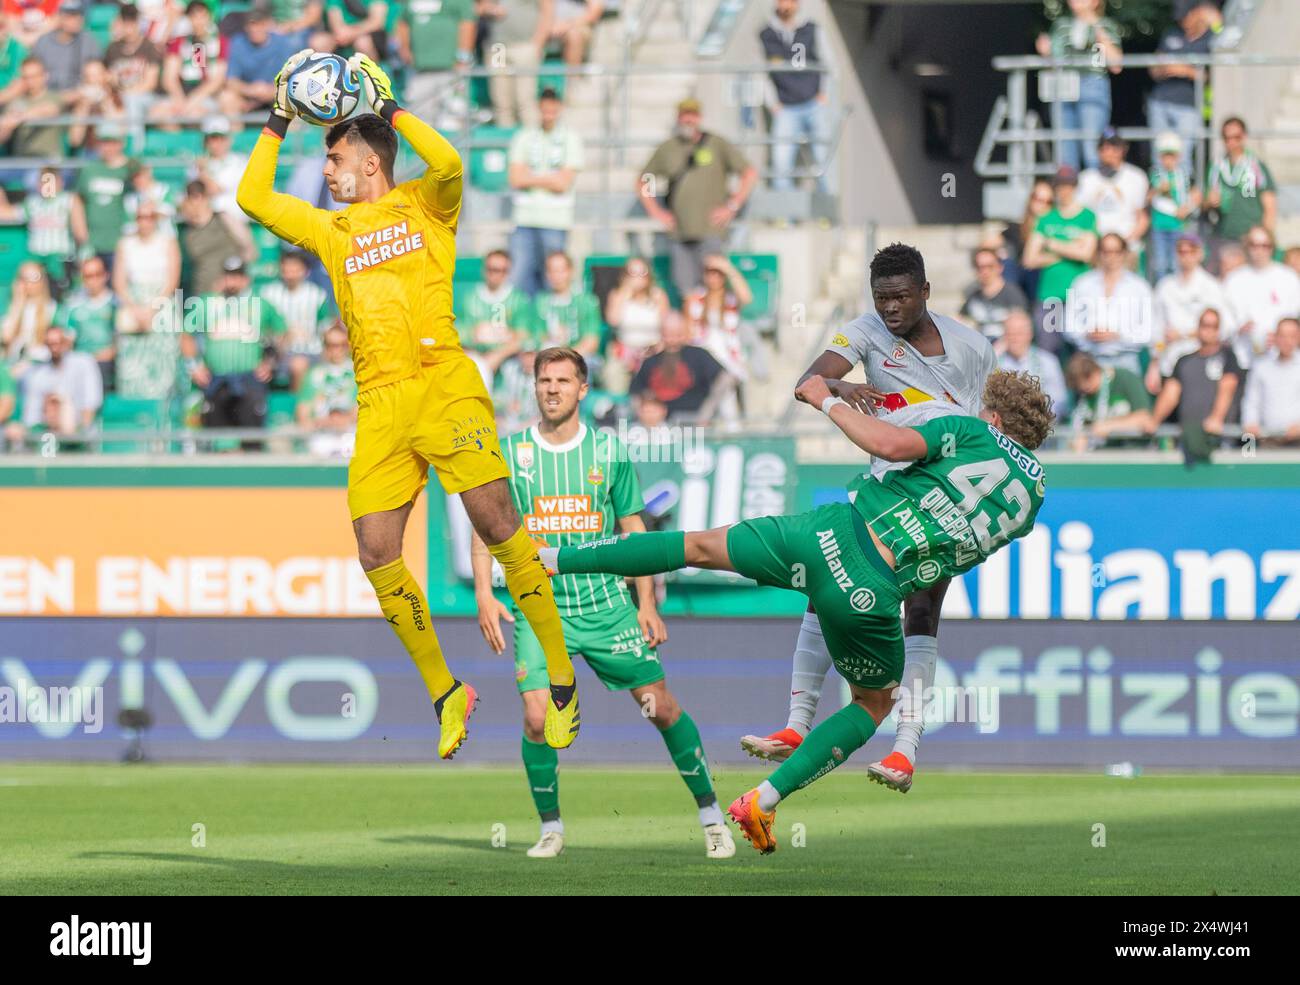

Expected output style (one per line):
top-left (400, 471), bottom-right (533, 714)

top-left (866, 750), bottom-right (914, 793)
top-left (727, 789), bottom-right (777, 855)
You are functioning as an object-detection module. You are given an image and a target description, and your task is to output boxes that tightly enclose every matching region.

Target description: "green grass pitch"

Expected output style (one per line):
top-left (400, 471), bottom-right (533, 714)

top-left (3, 764), bottom-right (1297, 895)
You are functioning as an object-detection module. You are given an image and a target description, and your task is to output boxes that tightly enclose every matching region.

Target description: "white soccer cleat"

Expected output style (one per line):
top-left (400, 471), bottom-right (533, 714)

top-left (739, 727), bottom-right (804, 762)
top-left (866, 751), bottom-right (915, 793)
top-left (704, 823), bottom-right (736, 859)
top-left (526, 831), bottom-right (565, 858)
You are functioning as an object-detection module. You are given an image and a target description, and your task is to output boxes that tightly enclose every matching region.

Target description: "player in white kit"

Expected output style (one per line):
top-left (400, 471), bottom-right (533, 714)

top-left (740, 243), bottom-right (998, 791)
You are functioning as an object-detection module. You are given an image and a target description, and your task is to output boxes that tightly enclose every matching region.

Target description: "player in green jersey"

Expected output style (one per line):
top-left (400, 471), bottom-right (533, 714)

top-left (471, 347), bottom-right (736, 860)
top-left (539, 369), bottom-right (1055, 854)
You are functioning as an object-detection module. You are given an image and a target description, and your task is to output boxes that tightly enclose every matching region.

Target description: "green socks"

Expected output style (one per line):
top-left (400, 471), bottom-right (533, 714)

top-left (558, 531), bottom-right (687, 577)
top-left (769, 703), bottom-right (878, 800)
top-left (659, 711), bottom-right (716, 806)
top-left (521, 735), bottom-right (560, 822)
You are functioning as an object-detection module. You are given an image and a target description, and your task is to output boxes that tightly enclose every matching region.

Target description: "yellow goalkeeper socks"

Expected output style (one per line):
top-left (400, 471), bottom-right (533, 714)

top-left (365, 557), bottom-right (456, 701)
top-left (489, 527), bottom-right (575, 687)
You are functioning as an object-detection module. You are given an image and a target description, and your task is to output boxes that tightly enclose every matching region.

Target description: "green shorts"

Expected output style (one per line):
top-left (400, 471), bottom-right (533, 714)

top-left (726, 502), bottom-right (905, 690)
top-left (513, 603), bottom-right (665, 694)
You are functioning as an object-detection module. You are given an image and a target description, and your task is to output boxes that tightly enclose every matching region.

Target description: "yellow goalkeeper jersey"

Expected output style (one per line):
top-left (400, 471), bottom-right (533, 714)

top-left (236, 111), bottom-right (462, 392)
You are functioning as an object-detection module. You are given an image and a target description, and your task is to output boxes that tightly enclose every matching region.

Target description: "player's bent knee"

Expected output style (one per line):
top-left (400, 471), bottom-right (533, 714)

top-left (852, 685), bottom-right (897, 725)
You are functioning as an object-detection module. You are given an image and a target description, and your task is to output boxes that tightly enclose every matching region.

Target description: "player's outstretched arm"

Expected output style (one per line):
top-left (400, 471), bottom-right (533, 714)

top-left (349, 53), bottom-right (461, 216)
top-left (236, 50), bottom-right (335, 256)
top-left (795, 375), bottom-right (927, 462)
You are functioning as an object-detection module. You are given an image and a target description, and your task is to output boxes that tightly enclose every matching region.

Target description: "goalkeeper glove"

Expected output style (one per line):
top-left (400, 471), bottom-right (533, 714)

top-left (272, 48), bottom-right (314, 120)
top-left (348, 53), bottom-right (400, 119)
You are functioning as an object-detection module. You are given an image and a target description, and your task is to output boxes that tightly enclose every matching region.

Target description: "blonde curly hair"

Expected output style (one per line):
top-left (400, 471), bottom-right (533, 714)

top-left (982, 370), bottom-right (1055, 449)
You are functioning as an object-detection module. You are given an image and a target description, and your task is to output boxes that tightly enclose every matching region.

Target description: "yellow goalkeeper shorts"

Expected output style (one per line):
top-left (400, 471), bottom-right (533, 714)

top-left (348, 351), bottom-right (509, 521)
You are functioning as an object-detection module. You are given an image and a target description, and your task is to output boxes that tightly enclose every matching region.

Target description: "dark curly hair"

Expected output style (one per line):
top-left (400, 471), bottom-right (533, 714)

top-left (983, 370), bottom-right (1055, 450)
top-left (869, 242), bottom-right (926, 287)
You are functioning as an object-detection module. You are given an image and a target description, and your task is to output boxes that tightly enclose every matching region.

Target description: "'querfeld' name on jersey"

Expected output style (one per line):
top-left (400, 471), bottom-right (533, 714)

top-left (501, 423), bottom-right (645, 617)
top-left (848, 415), bottom-right (1046, 595)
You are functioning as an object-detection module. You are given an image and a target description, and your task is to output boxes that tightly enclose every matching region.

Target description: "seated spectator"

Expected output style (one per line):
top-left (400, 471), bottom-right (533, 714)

top-left (1066, 233), bottom-right (1153, 375)
top-left (762, 0), bottom-right (830, 194)
top-left (1152, 232), bottom-right (1232, 389)
top-left (453, 248), bottom-right (535, 383)
top-left (190, 116), bottom-right (249, 223)
top-left (326, 0), bottom-right (388, 60)
top-left (270, 0), bottom-right (331, 50)
top-left (549, 0), bottom-right (602, 65)
top-left (1007, 177), bottom-right (1054, 299)
top-left (262, 249), bottom-right (331, 390)
top-left (1147, 131), bottom-right (1199, 283)
top-left (1146, 308), bottom-right (1242, 461)
top-left (123, 160), bottom-right (178, 236)
top-left (0, 58), bottom-right (63, 190)
top-left (1, 260), bottom-right (55, 371)
top-left (18, 324), bottom-right (103, 437)
top-left (71, 121), bottom-right (132, 272)
top-left (1078, 130), bottom-right (1148, 256)
top-left (151, 0), bottom-right (227, 125)
top-left (532, 251), bottom-right (601, 357)
top-left (104, 3), bottom-right (163, 128)
top-left (30, 1), bottom-right (101, 96)
top-left (133, 0), bottom-right (183, 47)
top-left (1205, 117), bottom-right (1276, 273)
top-left (181, 257), bottom-right (285, 446)
top-left (22, 166), bottom-right (76, 294)
top-left (220, 4), bottom-right (297, 121)
top-left (960, 245), bottom-right (1028, 342)
top-left (179, 180), bottom-right (255, 295)
top-left (604, 256), bottom-right (668, 392)
top-left (296, 323), bottom-right (357, 457)
top-left (638, 97), bottom-right (757, 301)
top-left (395, 0), bottom-right (474, 132)
top-left (67, 59), bottom-right (127, 151)
top-left (1242, 317), bottom-right (1300, 446)
top-left (508, 87), bottom-right (582, 297)
top-left (629, 311), bottom-right (736, 426)
top-left (1022, 165), bottom-right (1098, 351)
top-left (996, 308), bottom-right (1068, 418)
top-left (1064, 351), bottom-right (1152, 451)
top-left (683, 254), bottom-right (763, 418)
top-left (492, 344), bottom-right (540, 436)
top-left (56, 256), bottom-right (117, 390)
top-left (1224, 225), bottom-right (1300, 368)
top-left (115, 202), bottom-right (181, 334)
top-left (1035, 0), bottom-right (1121, 172)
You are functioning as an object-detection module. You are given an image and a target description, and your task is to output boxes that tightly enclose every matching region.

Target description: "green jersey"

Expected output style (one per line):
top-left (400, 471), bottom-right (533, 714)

top-left (188, 293), bottom-right (286, 376)
top-left (1035, 206), bottom-right (1097, 302)
top-left (501, 423), bottom-right (644, 617)
top-left (297, 360), bottom-right (358, 419)
top-left (76, 161), bottom-right (130, 256)
top-left (400, 0), bottom-right (473, 71)
top-left (849, 415), bottom-right (1046, 596)
top-left (57, 291), bottom-right (117, 355)
top-left (454, 284), bottom-right (536, 353)
top-left (531, 290), bottom-right (602, 350)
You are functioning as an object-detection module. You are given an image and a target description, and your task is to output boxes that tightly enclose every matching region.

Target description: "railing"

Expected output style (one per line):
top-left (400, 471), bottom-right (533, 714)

top-left (976, 52), bottom-right (1300, 208)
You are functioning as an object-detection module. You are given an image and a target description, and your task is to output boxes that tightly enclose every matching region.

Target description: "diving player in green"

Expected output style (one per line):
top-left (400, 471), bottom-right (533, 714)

top-left (471, 347), bottom-right (735, 860)
top-left (538, 368), bottom-right (1055, 854)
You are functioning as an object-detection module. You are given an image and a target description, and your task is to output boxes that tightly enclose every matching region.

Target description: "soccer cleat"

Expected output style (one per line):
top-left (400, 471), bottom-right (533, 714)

top-left (433, 680), bottom-right (477, 760)
top-left (866, 750), bottom-right (915, 793)
top-left (739, 727), bottom-right (804, 762)
top-left (543, 680), bottom-right (580, 749)
top-left (727, 789), bottom-right (777, 855)
top-left (704, 823), bottom-right (736, 859)
top-left (526, 831), bottom-right (565, 858)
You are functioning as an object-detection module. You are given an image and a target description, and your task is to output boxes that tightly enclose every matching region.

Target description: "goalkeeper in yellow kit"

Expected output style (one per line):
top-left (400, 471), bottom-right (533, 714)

top-left (236, 51), bottom-right (581, 757)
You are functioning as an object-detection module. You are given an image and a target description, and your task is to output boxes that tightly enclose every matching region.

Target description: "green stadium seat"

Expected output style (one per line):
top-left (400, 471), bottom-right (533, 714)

top-left (86, 3), bottom-right (116, 47)
top-left (267, 391), bottom-right (297, 428)
top-left (467, 126), bottom-right (517, 193)
top-left (731, 253), bottom-right (780, 335)
top-left (0, 224), bottom-right (28, 288)
top-left (99, 396), bottom-right (167, 454)
top-left (537, 57), bottom-right (566, 100)
top-left (454, 256), bottom-right (484, 283)
top-left (143, 128), bottom-right (204, 159)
